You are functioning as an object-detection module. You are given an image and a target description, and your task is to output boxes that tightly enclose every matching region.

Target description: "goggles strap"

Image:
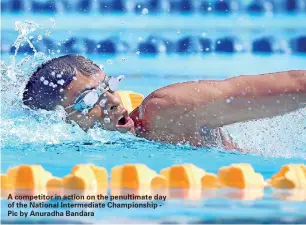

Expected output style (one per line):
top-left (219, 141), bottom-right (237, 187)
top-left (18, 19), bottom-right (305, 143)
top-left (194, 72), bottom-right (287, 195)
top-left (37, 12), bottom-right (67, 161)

top-left (66, 110), bottom-right (78, 117)
top-left (64, 105), bottom-right (74, 110)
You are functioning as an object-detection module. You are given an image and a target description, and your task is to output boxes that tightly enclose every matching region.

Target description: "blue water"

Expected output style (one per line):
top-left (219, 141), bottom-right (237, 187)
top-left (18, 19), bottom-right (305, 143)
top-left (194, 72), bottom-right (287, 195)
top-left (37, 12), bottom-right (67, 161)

top-left (1, 12), bottom-right (306, 224)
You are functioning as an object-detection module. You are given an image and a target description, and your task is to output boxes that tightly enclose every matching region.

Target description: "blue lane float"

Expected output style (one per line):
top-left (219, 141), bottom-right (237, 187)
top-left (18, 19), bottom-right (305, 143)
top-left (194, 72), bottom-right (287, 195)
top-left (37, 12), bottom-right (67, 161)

top-left (291, 36), bottom-right (306, 53)
top-left (2, 0), bottom-right (306, 14)
top-left (252, 37), bottom-right (273, 53)
top-left (138, 36), bottom-right (172, 55)
top-left (169, 0), bottom-right (195, 13)
top-left (247, 1), bottom-right (264, 14)
top-left (177, 36), bottom-right (203, 54)
top-left (11, 0), bottom-right (23, 12)
top-left (32, 0), bottom-right (57, 13)
top-left (214, 0), bottom-right (230, 13)
top-left (99, 0), bottom-right (126, 12)
top-left (97, 37), bottom-right (129, 54)
top-left (3, 36), bottom-right (306, 55)
top-left (215, 37), bottom-right (235, 53)
top-left (285, 0), bottom-right (298, 12)
top-left (77, 0), bottom-right (93, 13)
top-left (134, 0), bottom-right (160, 14)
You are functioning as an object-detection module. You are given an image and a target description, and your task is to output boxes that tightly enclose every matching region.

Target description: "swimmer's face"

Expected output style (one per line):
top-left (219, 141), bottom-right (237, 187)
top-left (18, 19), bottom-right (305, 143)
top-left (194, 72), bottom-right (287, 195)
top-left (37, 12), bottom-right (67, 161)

top-left (61, 70), bottom-right (135, 134)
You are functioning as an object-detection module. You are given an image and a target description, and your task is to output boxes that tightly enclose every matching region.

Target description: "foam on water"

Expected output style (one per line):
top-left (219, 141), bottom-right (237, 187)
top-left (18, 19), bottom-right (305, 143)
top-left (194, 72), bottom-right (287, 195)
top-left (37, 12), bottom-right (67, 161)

top-left (0, 20), bottom-right (114, 147)
top-left (225, 109), bottom-right (306, 159)
top-left (1, 20), bottom-right (306, 159)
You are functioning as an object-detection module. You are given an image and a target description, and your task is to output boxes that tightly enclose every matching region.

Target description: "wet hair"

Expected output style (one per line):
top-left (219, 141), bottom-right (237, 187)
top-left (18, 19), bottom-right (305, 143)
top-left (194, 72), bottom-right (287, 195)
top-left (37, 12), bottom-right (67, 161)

top-left (22, 54), bottom-right (101, 110)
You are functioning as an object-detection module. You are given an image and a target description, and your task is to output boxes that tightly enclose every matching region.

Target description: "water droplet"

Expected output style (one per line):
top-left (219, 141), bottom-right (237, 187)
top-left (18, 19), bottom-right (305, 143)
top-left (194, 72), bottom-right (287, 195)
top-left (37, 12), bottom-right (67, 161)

top-left (136, 51), bottom-right (140, 55)
top-left (107, 60), bottom-right (113, 64)
top-left (142, 8), bottom-right (149, 15)
top-left (45, 30), bottom-right (51, 36)
top-left (177, 29), bottom-right (181, 34)
top-left (40, 77), bottom-right (45, 81)
top-left (121, 57), bottom-right (126, 61)
top-left (104, 117), bottom-right (110, 123)
top-left (15, 21), bottom-right (22, 30)
top-left (43, 80), bottom-right (49, 85)
top-left (99, 99), bottom-right (107, 107)
top-left (49, 18), bottom-right (56, 29)
top-left (57, 79), bottom-right (65, 85)
top-left (207, 7), bottom-right (212, 11)
top-left (37, 35), bottom-right (43, 41)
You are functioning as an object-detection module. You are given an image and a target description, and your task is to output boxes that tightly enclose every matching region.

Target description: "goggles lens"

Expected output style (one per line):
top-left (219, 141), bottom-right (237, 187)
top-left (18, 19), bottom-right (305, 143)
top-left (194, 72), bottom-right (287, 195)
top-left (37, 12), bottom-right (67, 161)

top-left (107, 75), bottom-right (124, 93)
top-left (70, 75), bottom-right (124, 113)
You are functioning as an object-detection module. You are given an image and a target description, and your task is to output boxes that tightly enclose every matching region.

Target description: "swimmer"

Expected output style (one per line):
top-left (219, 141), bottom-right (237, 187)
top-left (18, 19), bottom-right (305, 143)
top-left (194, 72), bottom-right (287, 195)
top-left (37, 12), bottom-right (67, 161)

top-left (22, 55), bottom-right (306, 149)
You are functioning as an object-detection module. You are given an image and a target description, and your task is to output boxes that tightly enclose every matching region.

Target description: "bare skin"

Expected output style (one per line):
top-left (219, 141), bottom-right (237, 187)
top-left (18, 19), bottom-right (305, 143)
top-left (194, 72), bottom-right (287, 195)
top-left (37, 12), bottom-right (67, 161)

top-left (130, 70), bottom-right (306, 148)
top-left (61, 71), bottom-right (135, 134)
top-left (60, 69), bottom-right (305, 149)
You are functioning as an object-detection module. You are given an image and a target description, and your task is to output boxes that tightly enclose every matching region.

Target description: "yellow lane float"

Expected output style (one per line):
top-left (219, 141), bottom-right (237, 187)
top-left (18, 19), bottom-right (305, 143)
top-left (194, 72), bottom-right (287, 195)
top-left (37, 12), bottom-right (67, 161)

top-left (63, 164), bottom-right (108, 190)
top-left (160, 164), bottom-right (205, 189)
top-left (6, 165), bottom-right (52, 190)
top-left (201, 173), bottom-right (219, 189)
top-left (111, 164), bottom-right (167, 189)
top-left (217, 163), bottom-right (265, 189)
top-left (1, 163), bottom-right (306, 198)
top-left (269, 164), bottom-right (306, 189)
top-left (1, 174), bottom-right (13, 190)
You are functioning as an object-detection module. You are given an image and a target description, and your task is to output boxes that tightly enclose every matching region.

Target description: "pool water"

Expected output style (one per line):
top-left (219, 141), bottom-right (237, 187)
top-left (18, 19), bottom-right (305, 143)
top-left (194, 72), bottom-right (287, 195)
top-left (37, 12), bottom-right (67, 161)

top-left (1, 14), bottom-right (306, 224)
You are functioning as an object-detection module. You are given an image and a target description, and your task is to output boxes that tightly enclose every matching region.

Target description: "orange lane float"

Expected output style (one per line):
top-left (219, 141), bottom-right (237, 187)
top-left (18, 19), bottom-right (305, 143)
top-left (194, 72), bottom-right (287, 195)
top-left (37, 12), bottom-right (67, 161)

top-left (63, 164), bottom-right (108, 190)
top-left (1, 163), bottom-right (306, 197)
top-left (268, 164), bottom-right (306, 189)
top-left (160, 164), bottom-right (205, 189)
top-left (201, 173), bottom-right (219, 189)
top-left (1, 174), bottom-right (13, 190)
top-left (6, 165), bottom-right (53, 190)
top-left (217, 163), bottom-right (265, 189)
top-left (201, 164), bottom-right (265, 189)
top-left (111, 164), bottom-right (167, 190)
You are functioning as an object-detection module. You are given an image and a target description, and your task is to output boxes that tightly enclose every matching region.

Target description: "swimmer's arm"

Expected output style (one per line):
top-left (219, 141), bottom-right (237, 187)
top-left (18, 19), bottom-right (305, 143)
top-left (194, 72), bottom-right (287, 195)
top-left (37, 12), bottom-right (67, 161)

top-left (146, 70), bottom-right (306, 129)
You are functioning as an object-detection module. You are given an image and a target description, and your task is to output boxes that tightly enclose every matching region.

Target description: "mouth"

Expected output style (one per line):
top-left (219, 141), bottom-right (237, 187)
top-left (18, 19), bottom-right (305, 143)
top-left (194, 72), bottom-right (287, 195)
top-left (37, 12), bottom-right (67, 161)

top-left (116, 111), bottom-right (134, 130)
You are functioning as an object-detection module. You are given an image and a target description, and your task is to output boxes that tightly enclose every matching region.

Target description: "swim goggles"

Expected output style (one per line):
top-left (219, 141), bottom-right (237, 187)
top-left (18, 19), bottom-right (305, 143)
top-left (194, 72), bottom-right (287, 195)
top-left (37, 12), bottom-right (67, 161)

top-left (64, 75), bottom-right (124, 117)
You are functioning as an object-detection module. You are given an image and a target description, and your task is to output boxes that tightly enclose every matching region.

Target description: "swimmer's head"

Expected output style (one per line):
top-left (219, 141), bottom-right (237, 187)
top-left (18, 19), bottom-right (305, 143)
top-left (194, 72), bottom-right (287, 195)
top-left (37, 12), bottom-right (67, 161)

top-left (22, 54), bottom-right (135, 134)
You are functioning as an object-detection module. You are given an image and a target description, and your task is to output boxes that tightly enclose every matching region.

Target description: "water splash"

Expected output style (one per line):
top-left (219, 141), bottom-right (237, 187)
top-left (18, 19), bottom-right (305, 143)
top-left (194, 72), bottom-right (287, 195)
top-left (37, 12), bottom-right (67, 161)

top-left (0, 20), bottom-right (114, 148)
top-left (1, 20), bottom-right (51, 114)
top-left (1, 20), bottom-right (305, 159)
top-left (224, 108), bottom-right (306, 159)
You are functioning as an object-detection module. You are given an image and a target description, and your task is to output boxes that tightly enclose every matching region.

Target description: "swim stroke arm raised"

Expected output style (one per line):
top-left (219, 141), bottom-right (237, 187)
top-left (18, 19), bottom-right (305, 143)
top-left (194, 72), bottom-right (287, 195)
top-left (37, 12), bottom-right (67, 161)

top-left (143, 70), bottom-right (306, 129)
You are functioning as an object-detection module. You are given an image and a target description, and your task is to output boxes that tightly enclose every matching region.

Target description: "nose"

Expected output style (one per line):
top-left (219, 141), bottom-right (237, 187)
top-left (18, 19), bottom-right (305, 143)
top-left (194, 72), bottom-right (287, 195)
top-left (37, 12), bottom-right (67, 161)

top-left (106, 92), bottom-right (121, 111)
